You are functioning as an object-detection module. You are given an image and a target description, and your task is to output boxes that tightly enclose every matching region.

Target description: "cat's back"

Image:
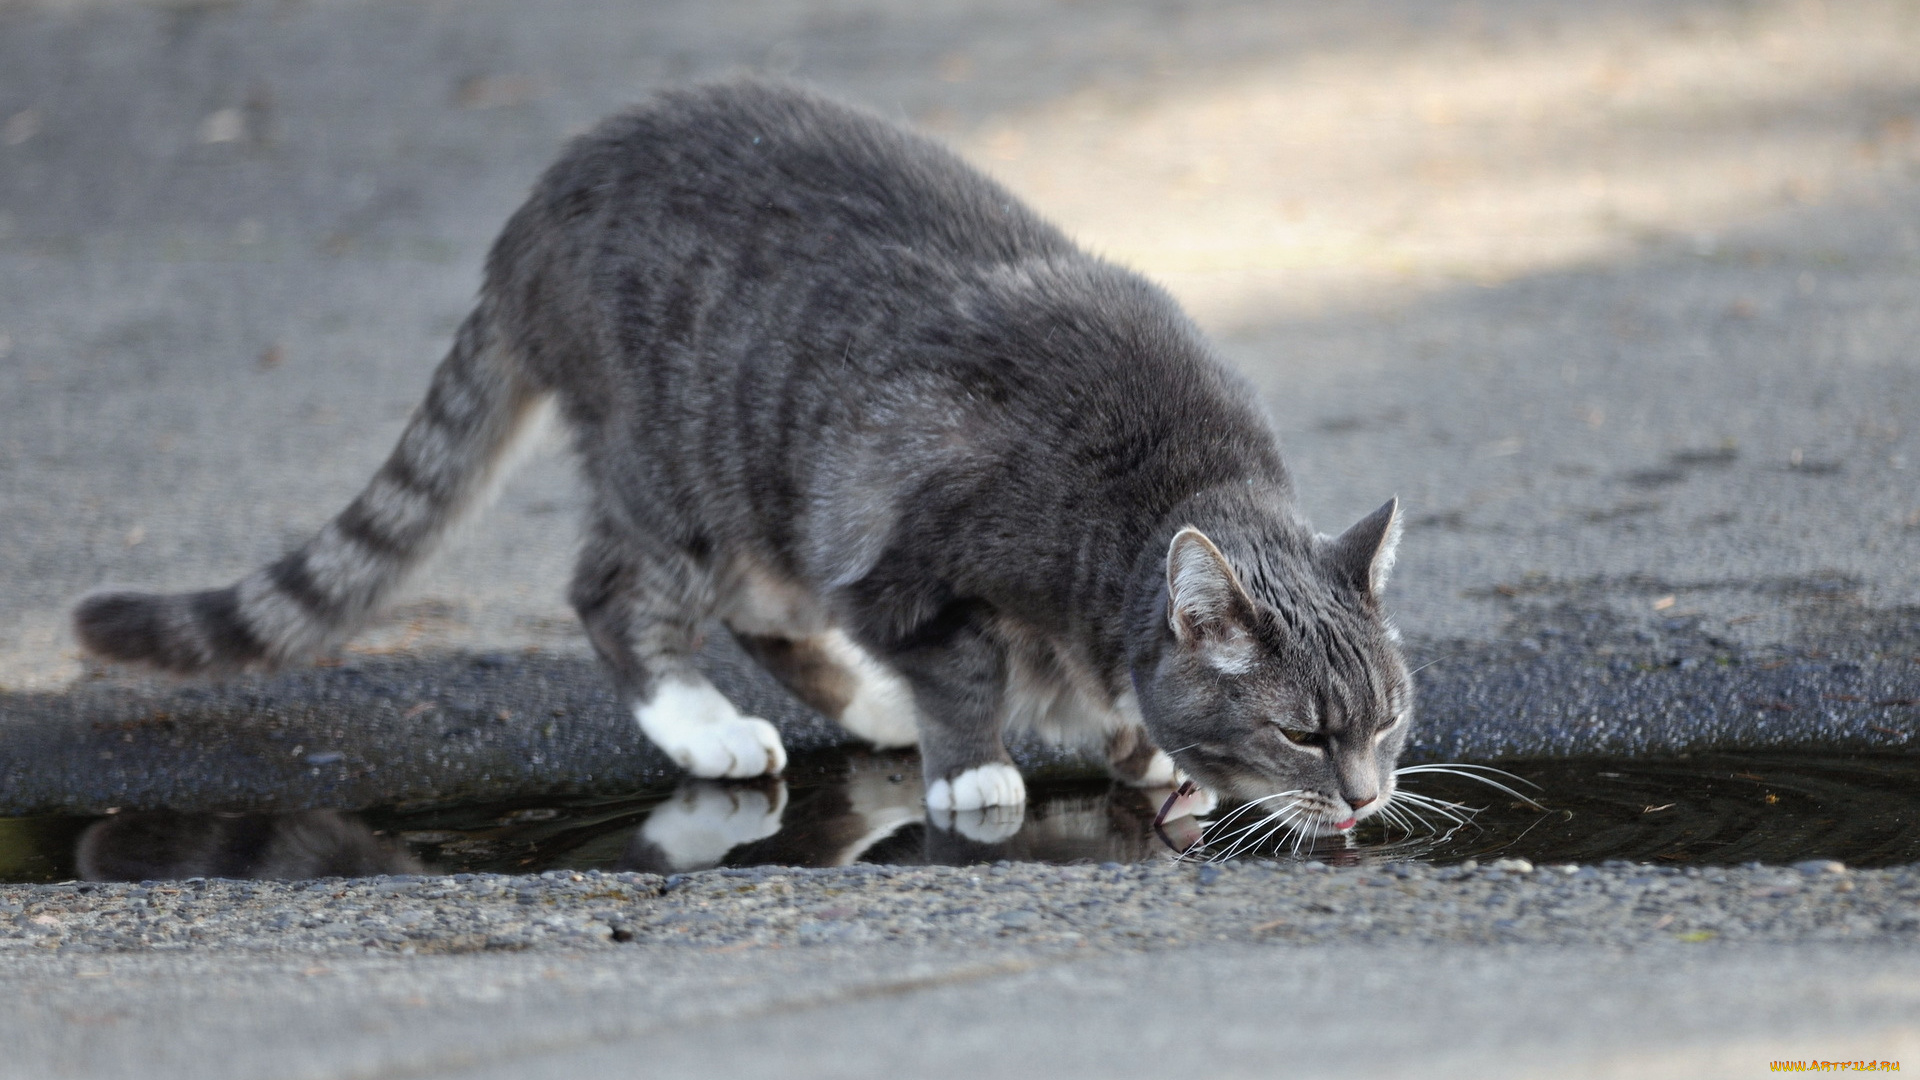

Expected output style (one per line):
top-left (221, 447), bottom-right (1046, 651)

top-left (518, 81), bottom-right (1071, 271)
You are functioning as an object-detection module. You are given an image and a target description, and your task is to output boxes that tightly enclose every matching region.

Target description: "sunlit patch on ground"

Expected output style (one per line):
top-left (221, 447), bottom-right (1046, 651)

top-left (954, 0), bottom-right (1920, 325)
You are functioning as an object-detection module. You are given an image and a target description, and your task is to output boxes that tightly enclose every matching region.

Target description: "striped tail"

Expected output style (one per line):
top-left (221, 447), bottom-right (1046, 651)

top-left (74, 304), bottom-right (550, 674)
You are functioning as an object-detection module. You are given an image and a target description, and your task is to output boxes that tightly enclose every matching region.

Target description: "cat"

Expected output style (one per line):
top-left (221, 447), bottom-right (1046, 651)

top-left (73, 81), bottom-right (1413, 838)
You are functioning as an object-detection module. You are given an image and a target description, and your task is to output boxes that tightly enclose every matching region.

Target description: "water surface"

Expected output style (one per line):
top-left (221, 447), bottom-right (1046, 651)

top-left (1, 749), bottom-right (1914, 882)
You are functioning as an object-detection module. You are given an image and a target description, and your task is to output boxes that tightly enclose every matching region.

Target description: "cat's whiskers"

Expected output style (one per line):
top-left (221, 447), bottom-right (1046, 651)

top-left (1371, 800), bottom-right (1401, 832)
top-left (1400, 811), bottom-right (1453, 847)
top-left (1254, 805), bottom-right (1311, 854)
top-left (1202, 790), bottom-right (1305, 838)
top-left (1190, 764), bottom-right (1537, 862)
top-left (1394, 762), bottom-right (1538, 784)
top-left (1406, 653), bottom-right (1458, 678)
top-left (1206, 820), bottom-right (1263, 862)
top-left (1385, 798), bottom-right (1445, 834)
top-left (1201, 799), bottom-right (1280, 840)
top-left (1290, 796), bottom-right (1361, 857)
top-left (1208, 800), bottom-right (1310, 862)
top-left (1290, 815), bottom-right (1316, 858)
top-left (1383, 793), bottom-right (1480, 849)
top-left (1392, 791), bottom-right (1477, 827)
top-left (1194, 800), bottom-right (1300, 862)
top-left (1394, 763), bottom-right (1546, 810)
top-left (1254, 794), bottom-right (1335, 859)
top-left (1376, 801), bottom-right (1418, 839)
top-left (1244, 807), bottom-right (1306, 862)
top-left (1392, 787), bottom-right (1476, 818)
top-left (1182, 789), bottom-right (1308, 861)
top-left (1193, 816), bottom-right (1275, 861)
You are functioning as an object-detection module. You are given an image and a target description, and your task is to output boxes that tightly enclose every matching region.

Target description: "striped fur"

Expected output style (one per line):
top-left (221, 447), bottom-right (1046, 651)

top-left (73, 82), bottom-right (1414, 813)
top-left (73, 305), bottom-right (549, 674)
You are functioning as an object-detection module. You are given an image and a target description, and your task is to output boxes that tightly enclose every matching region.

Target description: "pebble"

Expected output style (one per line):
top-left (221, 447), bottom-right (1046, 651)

top-left (1794, 860), bottom-right (1848, 876)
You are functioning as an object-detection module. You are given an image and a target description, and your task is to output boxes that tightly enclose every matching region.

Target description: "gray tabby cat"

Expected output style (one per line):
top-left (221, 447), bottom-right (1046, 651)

top-left (74, 81), bottom-right (1412, 834)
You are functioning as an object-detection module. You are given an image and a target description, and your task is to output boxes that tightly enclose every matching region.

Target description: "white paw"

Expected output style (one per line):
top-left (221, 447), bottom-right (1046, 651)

top-left (821, 631), bottom-right (920, 748)
top-left (665, 716), bottom-right (785, 778)
top-left (640, 780), bottom-right (789, 872)
top-left (925, 762), bottom-right (1026, 812)
top-left (930, 805), bottom-right (1025, 844)
top-left (635, 679), bottom-right (789, 778)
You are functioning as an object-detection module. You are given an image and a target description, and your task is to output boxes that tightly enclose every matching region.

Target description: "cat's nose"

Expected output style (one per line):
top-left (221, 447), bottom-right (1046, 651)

top-left (1347, 794), bottom-right (1376, 810)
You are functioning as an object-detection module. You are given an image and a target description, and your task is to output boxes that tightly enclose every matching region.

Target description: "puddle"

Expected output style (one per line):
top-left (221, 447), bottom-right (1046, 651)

top-left (1, 749), bottom-right (1915, 883)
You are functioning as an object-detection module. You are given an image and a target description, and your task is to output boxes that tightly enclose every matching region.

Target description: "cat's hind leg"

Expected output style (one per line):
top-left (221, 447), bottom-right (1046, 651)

top-left (570, 524), bottom-right (785, 779)
top-left (720, 558), bottom-right (919, 748)
top-left (731, 629), bottom-right (919, 748)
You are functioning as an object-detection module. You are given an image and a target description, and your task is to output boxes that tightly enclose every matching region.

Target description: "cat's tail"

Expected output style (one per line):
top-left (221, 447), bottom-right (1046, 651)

top-left (73, 303), bottom-right (552, 674)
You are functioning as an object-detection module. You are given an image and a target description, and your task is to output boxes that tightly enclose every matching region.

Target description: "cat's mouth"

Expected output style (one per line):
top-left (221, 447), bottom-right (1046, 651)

top-left (1188, 785), bottom-right (1396, 859)
top-left (1246, 797), bottom-right (1352, 839)
top-left (1286, 787), bottom-right (1393, 838)
top-left (1173, 760), bottom-right (1398, 842)
top-left (1299, 811), bottom-right (1358, 837)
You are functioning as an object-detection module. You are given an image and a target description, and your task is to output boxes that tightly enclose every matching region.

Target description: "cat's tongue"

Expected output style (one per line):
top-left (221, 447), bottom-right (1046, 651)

top-left (1333, 817), bottom-right (1358, 831)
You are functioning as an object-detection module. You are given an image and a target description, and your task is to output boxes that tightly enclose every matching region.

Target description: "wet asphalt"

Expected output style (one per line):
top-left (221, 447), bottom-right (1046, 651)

top-left (2, 0), bottom-right (1920, 1076)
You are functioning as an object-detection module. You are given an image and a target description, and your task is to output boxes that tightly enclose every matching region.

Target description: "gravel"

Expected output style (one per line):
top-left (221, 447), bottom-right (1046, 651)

top-left (5, 859), bottom-right (1917, 958)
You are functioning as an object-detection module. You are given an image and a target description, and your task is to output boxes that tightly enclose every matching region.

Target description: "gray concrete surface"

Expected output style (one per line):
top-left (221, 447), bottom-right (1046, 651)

top-left (3, 0), bottom-right (1920, 1076)
top-left (5, 942), bottom-right (1919, 1080)
top-left (4, 0), bottom-right (1918, 689)
top-left (4, 862), bottom-right (1919, 1079)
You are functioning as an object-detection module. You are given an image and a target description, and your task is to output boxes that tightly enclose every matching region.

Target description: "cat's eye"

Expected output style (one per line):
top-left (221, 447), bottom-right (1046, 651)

top-left (1277, 726), bottom-right (1322, 747)
top-left (1373, 712), bottom-right (1408, 744)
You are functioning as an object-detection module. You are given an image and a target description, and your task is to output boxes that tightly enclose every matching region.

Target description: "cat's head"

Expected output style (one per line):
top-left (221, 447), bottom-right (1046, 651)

top-left (1132, 498), bottom-right (1412, 838)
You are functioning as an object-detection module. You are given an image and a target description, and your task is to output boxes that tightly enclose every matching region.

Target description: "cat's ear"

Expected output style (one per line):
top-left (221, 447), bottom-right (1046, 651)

top-left (1327, 497), bottom-right (1402, 599)
top-left (1166, 527), bottom-right (1258, 672)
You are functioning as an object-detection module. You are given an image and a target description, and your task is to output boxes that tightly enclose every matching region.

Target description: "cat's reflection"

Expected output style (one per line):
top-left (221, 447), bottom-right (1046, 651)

top-left (68, 764), bottom-right (1203, 882)
top-left (618, 779), bottom-right (793, 873)
top-left (916, 784), bottom-right (1202, 866)
top-left (76, 810), bottom-right (422, 882)
top-left (620, 755), bottom-right (1198, 872)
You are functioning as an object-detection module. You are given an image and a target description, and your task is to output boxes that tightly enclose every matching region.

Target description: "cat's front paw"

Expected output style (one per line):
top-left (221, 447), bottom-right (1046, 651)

top-left (926, 763), bottom-right (1026, 842)
top-left (635, 680), bottom-right (789, 778)
top-left (925, 762), bottom-right (1026, 811)
top-left (639, 780), bottom-right (789, 872)
top-left (669, 716), bottom-right (786, 778)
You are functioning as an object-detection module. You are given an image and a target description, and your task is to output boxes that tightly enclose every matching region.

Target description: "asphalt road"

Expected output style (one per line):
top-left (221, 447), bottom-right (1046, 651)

top-left (2, 0), bottom-right (1919, 1076)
